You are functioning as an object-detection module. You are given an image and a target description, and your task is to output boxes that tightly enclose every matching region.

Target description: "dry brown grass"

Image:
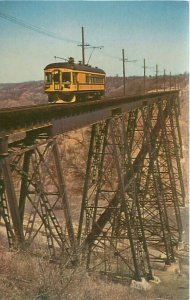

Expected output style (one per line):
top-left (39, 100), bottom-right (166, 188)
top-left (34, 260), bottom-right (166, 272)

top-left (0, 249), bottom-right (155, 300)
top-left (0, 246), bottom-right (189, 300)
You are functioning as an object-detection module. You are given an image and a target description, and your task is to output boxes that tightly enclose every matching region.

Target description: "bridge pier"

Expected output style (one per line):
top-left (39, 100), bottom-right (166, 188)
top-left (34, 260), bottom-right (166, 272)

top-left (0, 136), bottom-right (24, 248)
top-left (78, 114), bottom-right (156, 281)
top-left (19, 144), bottom-right (33, 225)
top-left (78, 95), bottom-right (185, 281)
top-left (158, 99), bottom-right (183, 243)
top-left (51, 136), bottom-right (77, 262)
top-left (140, 103), bottom-right (175, 264)
top-left (0, 131), bottom-right (77, 261)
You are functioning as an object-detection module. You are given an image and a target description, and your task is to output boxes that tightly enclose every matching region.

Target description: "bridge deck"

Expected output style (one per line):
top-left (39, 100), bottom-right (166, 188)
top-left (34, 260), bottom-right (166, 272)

top-left (0, 90), bottom-right (179, 138)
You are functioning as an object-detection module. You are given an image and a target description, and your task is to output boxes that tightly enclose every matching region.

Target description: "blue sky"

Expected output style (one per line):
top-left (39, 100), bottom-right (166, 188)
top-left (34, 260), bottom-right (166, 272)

top-left (0, 1), bottom-right (189, 83)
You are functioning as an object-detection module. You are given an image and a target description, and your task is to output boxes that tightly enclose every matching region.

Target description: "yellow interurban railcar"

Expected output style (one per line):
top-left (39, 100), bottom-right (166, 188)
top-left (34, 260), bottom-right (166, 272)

top-left (44, 57), bottom-right (106, 103)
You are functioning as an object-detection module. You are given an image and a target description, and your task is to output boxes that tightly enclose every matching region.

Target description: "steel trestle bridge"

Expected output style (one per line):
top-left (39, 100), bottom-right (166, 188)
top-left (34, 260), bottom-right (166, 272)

top-left (0, 90), bottom-right (185, 283)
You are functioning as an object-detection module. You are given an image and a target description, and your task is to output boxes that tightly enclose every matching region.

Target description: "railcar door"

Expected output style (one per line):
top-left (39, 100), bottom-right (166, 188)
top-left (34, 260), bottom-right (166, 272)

top-left (53, 70), bottom-right (61, 90)
top-left (72, 72), bottom-right (78, 91)
top-left (62, 72), bottom-right (71, 89)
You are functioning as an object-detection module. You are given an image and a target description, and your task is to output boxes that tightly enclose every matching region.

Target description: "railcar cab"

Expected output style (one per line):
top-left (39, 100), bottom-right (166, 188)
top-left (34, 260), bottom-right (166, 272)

top-left (45, 70), bottom-right (71, 87)
top-left (44, 57), bottom-right (105, 103)
top-left (44, 57), bottom-right (74, 102)
top-left (54, 71), bottom-right (71, 88)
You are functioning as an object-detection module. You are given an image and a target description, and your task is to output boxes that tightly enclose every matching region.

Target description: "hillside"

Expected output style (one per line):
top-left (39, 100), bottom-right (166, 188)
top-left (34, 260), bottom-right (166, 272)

top-left (0, 75), bottom-right (188, 108)
top-left (0, 81), bottom-right (46, 108)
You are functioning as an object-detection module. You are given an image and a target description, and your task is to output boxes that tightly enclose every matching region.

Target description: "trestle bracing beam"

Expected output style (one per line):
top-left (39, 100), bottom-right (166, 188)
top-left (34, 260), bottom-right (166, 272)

top-left (173, 97), bottom-right (183, 158)
top-left (19, 150), bottom-right (33, 224)
top-left (125, 110), bottom-right (138, 153)
top-left (141, 104), bottom-right (175, 263)
top-left (121, 117), bottom-right (153, 279)
top-left (110, 120), bottom-right (141, 280)
top-left (51, 137), bottom-right (77, 255)
top-left (175, 93), bottom-right (181, 118)
top-left (168, 98), bottom-right (185, 205)
top-left (20, 141), bottom-right (69, 255)
top-left (77, 124), bottom-right (97, 244)
top-left (85, 102), bottom-right (170, 245)
top-left (77, 121), bottom-right (109, 244)
top-left (0, 136), bottom-right (24, 247)
top-left (0, 176), bottom-right (15, 247)
top-left (4, 134), bottom-right (75, 258)
top-left (79, 115), bottom-right (155, 280)
top-left (158, 100), bottom-right (183, 241)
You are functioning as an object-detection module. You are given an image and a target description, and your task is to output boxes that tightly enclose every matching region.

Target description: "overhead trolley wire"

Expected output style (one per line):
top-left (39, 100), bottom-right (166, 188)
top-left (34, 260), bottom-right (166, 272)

top-left (0, 11), bottom-right (142, 73)
top-left (0, 11), bottom-right (80, 44)
top-left (100, 49), bottom-right (121, 61)
top-left (0, 12), bottom-right (121, 62)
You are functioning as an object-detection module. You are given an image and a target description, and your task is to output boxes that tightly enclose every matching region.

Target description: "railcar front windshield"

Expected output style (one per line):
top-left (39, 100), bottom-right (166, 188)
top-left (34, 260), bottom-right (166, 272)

top-left (62, 72), bottom-right (71, 83)
top-left (53, 71), bottom-right (60, 83)
top-left (45, 72), bottom-right (52, 83)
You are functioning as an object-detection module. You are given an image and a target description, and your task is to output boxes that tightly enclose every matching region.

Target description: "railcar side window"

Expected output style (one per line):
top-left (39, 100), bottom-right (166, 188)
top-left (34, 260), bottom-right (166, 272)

top-left (45, 72), bottom-right (52, 83)
top-left (53, 71), bottom-right (60, 83)
top-left (86, 74), bottom-right (90, 84)
top-left (90, 75), bottom-right (104, 84)
top-left (62, 72), bottom-right (71, 83)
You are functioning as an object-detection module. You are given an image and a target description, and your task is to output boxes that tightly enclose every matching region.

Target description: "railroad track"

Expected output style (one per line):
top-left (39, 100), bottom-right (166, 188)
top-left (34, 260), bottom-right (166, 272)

top-left (0, 90), bottom-right (179, 132)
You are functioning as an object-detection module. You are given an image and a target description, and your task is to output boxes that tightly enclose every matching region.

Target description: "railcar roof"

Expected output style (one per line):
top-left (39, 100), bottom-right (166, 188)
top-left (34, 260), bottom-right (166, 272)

top-left (44, 62), bottom-right (105, 74)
